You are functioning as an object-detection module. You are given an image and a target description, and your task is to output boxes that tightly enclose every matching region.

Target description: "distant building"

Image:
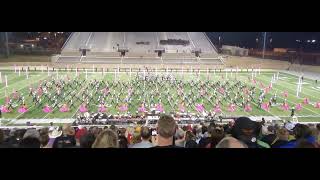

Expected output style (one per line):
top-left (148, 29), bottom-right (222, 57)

top-left (221, 45), bottom-right (248, 56)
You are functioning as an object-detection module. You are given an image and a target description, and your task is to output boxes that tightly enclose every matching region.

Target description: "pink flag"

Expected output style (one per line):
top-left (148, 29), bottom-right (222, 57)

top-left (281, 103), bottom-right (290, 111)
top-left (244, 104), bottom-right (252, 112)
top-left (252, 79), bottom-right (257, 84)
top-left (219, 88), bottom-right (225, 94)
top-left (283, 91), bottom-right (288, 98)
top-left (5, 97), bottom-right (10, 105)
top-left (303, 98), bottom-right (309, 105)
top-left (261, 102), bottom-right (270, 111)
top-left (214, 105), bottom-right (222, 114)
top-left (295, 103), bottom-right (302, 111)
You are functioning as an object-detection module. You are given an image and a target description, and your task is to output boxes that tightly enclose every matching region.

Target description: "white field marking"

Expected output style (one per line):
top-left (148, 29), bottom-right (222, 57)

top-left (260, 73), bottom-right (320, 100)
top-left (258, 75), bottom-right (320, 116)
top-left (0, 75), bottom-right (49, 99)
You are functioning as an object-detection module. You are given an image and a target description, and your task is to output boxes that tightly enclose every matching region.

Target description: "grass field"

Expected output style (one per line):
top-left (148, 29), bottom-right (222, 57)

top-left (1, 68), bottom-right (320, 124)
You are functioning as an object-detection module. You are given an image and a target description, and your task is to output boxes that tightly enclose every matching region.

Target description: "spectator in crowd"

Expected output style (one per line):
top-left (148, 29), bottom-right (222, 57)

top-left (175, 128), bottom-right (185, 147)
top-left (118, 135), bottom-right (129, 148)
top-left (52, 124), bottom-right (76, 148)
top-left (75, 126), bottom-right (87, 146)
top-left (216, 137), bottom-right (248, 148)
top-left (199, 123), bottom-right (224, 148)
top-left (295, 139), bottom-right (317, 148)
top-left (131, 126), bottom-right (153, 148)
top-left (153, 115), bottom-right (180, 148)
top-left (80, 133), bottom-right (96, 148)
top-left (47, 127), bottom-right (63, 148)
top-left (231, 117), bottom-right (269, 148)
top-left (0, 129), bottom-right (11, 148)
top-left (39, 128), bottom-right (50, 148)
top-left (269, 128), bottom-right (289, 148)
top-left (280, 124), bottom-right (316, 148)
top-left (223, 120), bottom-right (235, 134)
top-left (19, 128), bottom-right (41, 148)
top-left (316, 124), bottom-right (320, 145)
top-left (185, 131), bottom-right (198, 148)
top-left (92, 129), bottom-right (119, 148)
top-left (110, 125), bottom-right (117, 133)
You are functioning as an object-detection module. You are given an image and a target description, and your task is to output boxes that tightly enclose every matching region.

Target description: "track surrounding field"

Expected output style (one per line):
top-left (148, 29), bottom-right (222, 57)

top-left (1, 68), bottom-right (320, 123)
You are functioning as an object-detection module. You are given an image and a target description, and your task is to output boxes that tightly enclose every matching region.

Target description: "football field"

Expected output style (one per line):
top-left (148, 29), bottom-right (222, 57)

top-left (1, 68), bottom-right (320, 125)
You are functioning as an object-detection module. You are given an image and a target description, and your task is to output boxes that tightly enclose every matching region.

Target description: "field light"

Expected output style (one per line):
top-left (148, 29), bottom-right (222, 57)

top-left (20, 44), bottom-right (24, 48)
top-left (44, 37), bottom-right (47, 40)
top-left (312, 40), bottom-right (316, 43)
top-left (31, 44), bottom-right (34, 48)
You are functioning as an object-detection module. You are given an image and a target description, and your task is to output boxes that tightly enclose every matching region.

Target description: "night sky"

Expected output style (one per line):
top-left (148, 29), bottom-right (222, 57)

top-left (207, 32), bottom-right (320, 51)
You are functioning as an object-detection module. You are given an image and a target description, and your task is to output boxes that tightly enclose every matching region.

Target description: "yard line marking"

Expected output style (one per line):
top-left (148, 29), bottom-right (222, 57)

top-left (257, 74), bottom-right (320, 116)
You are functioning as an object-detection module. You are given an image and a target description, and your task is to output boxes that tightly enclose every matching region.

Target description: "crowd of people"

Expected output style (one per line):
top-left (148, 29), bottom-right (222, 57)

top-left (0, 115), bottom-right (319, 148)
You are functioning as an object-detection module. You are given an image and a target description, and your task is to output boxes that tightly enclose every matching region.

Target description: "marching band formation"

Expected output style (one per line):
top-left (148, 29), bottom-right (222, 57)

top-left (1, 70), bottom-right (320, 122)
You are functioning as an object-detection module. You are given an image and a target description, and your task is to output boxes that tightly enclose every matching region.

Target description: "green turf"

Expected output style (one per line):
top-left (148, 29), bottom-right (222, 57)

top-left (0, 69), bottom-right (320, 123)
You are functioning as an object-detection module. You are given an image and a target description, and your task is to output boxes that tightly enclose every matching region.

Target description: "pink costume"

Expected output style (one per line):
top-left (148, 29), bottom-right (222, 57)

top-left (98, 105), bottom-right (107, 113)
top-left (295, 103), bottom-right (302, 111)
top-left (281, 103), bottom-right (290, 111)
top-left (60, 105), bottom-right (69, 112)
top-left (179, 104), bottom-right (185, 112)
top-left (156, 104), bottom-right (164, 112)
top-left (18, 106), bottom-right (28, 113)
top-left (314, 102), bottom-right (320, 109)
top-left (283, 91), bottom-right (288, 98)
top-left (42, 105), bottom-right (53, 113)
top-left (119, 104), bottom-right (128, 112)
top-left (228, 104), bottom-right (236, 112)
top-left (138, 104), bottom-right (146, 113)
top-left (244, 104), bottom-right (252, 112)
top-left (79, 104), bottom-right (88, 113)
top-left (0, 105), bottom-right (11, 113)
top-left (195, 104), bottom-right (205, 112)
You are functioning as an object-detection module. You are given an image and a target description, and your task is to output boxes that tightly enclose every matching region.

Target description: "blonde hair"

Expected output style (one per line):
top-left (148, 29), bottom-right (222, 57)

top-left (276, 128), bottom-right (289, 141)
top-left (62, 124), bottom-right (75, 136)
top-left (92, 129), bottom-right (119, 148)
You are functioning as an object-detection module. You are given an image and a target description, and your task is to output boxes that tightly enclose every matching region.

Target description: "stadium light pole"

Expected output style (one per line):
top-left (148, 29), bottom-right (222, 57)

top-left (5, 32), bottom-right (10, 58)
top-left (262, 32), bottom-right (267, 59)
